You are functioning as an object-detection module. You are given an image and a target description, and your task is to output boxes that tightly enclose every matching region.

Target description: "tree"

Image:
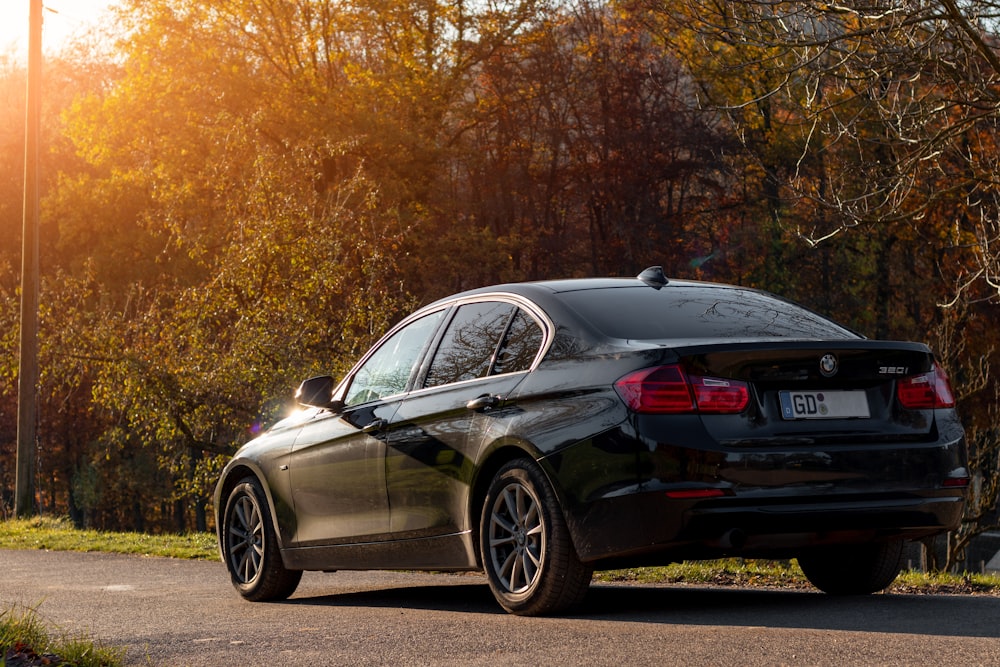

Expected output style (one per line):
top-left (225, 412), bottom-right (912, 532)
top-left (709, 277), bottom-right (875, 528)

top-left (12, 0), bottom-right (424, 527)
top-left (635, 0), bottom-right (1000, 568)
top-left (450, 0), bottom-right (734, 283)
top-left (637, 0), bottom-right (1000, 303)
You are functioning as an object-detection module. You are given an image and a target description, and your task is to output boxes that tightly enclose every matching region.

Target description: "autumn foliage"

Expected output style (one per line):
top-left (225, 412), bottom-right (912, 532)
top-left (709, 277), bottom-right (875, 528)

top-left (1, 0), bottom-right (999, 567)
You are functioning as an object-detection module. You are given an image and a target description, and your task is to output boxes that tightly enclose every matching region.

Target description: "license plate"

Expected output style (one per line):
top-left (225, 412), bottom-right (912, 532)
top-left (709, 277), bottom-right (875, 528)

top-left (779, 390), bottom-right (870, 420)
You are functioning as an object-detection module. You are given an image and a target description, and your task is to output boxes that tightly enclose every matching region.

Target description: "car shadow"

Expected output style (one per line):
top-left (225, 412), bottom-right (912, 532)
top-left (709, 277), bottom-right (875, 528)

top-left (287, 581), bottom-right (501, 614)
top-left (582, 584), bottom-right (1000, 639)
top-left (283, 578), bottom-right (1000, 639)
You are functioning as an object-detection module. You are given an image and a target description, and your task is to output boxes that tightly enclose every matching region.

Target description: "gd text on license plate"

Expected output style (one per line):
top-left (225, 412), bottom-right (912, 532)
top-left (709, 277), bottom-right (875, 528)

top-left (779, 390), bottom-right (870, 420)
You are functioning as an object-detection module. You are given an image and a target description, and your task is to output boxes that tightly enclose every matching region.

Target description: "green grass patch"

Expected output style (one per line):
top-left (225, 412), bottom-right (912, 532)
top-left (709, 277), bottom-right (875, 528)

top-left (0, 604), bottom-right (124, 666)
top-left (597, 559), bottom-right (810, 588)
top-left (598, 558), bottom-right (1000, 595)
top-left (892, 568), bottom-right (1000, 595)
top-left (0, 516), bottom-right (219, 561)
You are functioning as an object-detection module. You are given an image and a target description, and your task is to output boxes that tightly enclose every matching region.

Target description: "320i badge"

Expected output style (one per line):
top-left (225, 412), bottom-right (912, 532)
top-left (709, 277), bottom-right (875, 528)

top-left (214, 268), bottom-right (968, 615)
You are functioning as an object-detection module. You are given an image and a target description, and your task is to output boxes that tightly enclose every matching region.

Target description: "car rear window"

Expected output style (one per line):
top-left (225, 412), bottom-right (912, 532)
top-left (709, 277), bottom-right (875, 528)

top-left (558, 285), bottom-right (859, 341)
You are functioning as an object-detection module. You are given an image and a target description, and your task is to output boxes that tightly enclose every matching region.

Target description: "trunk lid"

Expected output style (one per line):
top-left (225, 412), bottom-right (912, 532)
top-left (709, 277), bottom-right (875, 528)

top-left (672, 340), bottom-right (940, 445)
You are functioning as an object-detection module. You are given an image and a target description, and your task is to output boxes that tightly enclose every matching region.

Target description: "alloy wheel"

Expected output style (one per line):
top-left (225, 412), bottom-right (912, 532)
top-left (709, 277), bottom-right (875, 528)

top-left (487, 480), bottom-right (545, 594)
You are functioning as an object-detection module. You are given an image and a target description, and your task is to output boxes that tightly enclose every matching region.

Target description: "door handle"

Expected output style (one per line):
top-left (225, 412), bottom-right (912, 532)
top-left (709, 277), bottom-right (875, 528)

top-left (362, 418), bottom-right (387, 434)
top-left (466, 395), bottom-right (501, 412)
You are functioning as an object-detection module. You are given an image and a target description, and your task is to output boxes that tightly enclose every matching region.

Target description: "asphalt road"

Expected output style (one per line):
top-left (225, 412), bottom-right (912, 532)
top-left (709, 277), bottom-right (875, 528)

top-left (2, 548), bottom-right (1000, 666)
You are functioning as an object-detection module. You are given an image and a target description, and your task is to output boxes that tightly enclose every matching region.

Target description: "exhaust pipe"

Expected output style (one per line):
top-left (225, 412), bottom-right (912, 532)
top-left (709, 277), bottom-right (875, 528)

top-left (720, 528), bottom-right (747, 550)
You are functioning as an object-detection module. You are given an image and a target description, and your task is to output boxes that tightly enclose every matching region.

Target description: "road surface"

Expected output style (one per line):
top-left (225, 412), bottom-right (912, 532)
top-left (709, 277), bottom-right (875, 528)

top-left (2, 549), bottom-right (999, 665)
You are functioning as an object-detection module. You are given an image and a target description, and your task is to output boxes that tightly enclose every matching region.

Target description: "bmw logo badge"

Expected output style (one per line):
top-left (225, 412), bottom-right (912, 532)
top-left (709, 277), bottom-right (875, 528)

top-left (819, 354), bottom-right (839, 377)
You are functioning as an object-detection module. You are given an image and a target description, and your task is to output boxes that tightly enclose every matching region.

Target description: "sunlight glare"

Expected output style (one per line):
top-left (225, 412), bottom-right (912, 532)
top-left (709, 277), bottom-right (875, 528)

top-left (1, 0), bottom-right (118, 58)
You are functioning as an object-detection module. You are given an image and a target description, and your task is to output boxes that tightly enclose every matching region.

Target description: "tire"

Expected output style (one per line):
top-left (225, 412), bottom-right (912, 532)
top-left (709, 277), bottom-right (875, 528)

top-left (797, 539), bottom-right (904, 595)
top-left (222, 476), bottom-right (302, 602)
top-left (480, 459), bottom-right (593, 615)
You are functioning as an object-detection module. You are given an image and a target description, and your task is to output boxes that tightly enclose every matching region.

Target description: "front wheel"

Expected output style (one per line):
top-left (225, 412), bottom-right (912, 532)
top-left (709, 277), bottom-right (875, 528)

top-left (480, 459), bottom-right (593, 615)
top-left (222, 476), bottom-right (302, 602)
top-left (797, 539), bottom-right (904, 595)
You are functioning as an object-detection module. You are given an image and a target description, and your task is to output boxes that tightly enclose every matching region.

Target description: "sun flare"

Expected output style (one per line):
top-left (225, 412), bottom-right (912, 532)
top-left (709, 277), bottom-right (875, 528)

top-left (1, 0), bottom-right (117, 58)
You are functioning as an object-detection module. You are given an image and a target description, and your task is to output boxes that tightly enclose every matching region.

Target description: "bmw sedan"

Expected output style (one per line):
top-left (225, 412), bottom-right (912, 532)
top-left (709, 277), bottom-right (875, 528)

top-left (214, 268), bottom-right (968, 615)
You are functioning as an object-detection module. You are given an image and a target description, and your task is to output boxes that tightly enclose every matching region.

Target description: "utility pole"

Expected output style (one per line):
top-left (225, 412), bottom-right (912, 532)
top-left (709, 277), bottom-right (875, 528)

top-left (16, 0), bottom-right (42, 517)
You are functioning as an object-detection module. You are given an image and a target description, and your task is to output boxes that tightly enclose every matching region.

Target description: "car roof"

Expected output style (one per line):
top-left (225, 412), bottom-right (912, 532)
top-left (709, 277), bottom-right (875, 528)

top-left (425, 275), bottom-right (748, 311)
top-left (417, 272), bottom-right (862, 345)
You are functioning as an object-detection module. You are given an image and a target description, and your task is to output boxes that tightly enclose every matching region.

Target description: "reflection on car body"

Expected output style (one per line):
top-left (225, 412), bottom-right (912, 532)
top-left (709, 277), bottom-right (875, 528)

top-left (215, 268), bottom-right (968, 615)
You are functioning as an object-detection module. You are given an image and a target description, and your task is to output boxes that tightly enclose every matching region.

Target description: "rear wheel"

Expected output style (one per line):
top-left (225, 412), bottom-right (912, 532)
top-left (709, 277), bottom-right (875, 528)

top-left (222, 477), bottom-right (302, 601)
top-left (797, 540), bottom-right (904, 595)
top-left (480, 459), bottom-right (593, 616)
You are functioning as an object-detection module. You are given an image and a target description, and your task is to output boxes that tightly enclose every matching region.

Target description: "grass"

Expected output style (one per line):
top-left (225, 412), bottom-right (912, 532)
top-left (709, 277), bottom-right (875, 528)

top-left (0, 604), bottom-right (124, 667)
top-left (597, 559), bottom-right (1000, 595)
top-left (0, 516), bottom-right (219, 560)
top-left (597, 559), bottom-right (810, 588)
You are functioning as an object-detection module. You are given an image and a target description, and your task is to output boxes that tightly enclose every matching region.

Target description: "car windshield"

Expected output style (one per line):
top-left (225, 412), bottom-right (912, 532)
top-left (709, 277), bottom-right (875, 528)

top-left (558, 285), bottom-right (859, 341)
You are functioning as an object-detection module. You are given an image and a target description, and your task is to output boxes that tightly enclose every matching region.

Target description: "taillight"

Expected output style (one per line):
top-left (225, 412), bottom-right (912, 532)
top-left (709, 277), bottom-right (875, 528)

top-left (615, 365), bottom-right (694, 413)
top-left (615, 364), bottom-right (749, 414)
top-left (896, 362), bottom-right (956, 409)
top-left (691, 376), bottom-right (751, 413)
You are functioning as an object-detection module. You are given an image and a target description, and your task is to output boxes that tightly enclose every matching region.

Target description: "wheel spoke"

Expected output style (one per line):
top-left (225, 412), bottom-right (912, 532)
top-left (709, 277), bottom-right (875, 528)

top-left (523, 503), bottom-right (539, 529)
top-left (513, 486), bottom-right (527, 522)
top-left (228, 524), bottom-right (248, 547)
top-left (238, 546), bottom-right (253, 581)
top-left (489, 533), bottom-right (516, 549)
top-left (524, 543), bottom-right (541, 570)
top-left (250, 542), bottom-right (263, 574)
top-left (490, 511), bottom-right (517, 538)
top-left (235, 499), bottom-right (250, 530)
top-left (501, 487), bottom-right (520, 522)
top-left (498, 548), bottom-right (517, 580)
top-left (519, 548), bottom-right (538, 585)
top-left (509, 548), bottom-right (526, 590)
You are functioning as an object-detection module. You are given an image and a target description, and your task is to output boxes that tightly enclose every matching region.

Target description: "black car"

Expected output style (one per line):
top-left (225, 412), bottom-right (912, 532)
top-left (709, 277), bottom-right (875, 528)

top-left (214, 268), bottom-right (968, 615)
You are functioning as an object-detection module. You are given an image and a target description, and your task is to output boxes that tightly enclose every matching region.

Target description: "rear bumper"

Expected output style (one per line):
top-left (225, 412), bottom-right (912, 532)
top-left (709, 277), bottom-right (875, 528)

top-left (543, 416), bottom-right (968, 564)
top-left (684, 492), bottom-right (960, 555)
top-left (562, 486), bottom-right (965, 564)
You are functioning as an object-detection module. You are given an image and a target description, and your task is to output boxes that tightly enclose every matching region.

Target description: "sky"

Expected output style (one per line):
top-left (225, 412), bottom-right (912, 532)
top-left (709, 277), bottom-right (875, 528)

top-left (2, 0), bottom-right (117, 57)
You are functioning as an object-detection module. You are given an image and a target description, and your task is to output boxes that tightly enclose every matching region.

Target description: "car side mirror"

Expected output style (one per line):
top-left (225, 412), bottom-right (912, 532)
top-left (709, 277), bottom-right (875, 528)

top-left (295, 375), bottom-right (344, 412)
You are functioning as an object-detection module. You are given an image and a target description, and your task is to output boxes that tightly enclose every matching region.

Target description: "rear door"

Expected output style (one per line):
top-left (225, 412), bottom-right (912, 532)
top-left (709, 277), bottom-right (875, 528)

top-left (386, 300), bottom-right (545, 537)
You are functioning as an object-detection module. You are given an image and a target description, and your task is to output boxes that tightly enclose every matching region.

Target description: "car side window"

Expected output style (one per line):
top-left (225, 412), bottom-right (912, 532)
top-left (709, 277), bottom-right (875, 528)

top-left (424, 301), bottom-right (517, 388)
top-left (492, 308), bottom-right (543, 375)
top-left (345, 311), bottom-right (445, 406)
